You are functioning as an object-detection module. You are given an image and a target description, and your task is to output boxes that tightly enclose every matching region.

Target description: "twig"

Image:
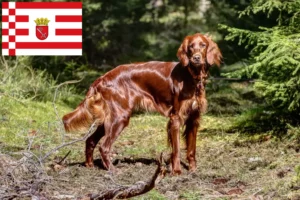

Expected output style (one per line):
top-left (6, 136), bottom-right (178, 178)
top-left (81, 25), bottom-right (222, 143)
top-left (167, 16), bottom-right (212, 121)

top-left (108, 174), bottom-right (132, 188)
top-left (252, 188), bottom-right (262, 197)
top-left (52, 78), bottom-right (83, 143)
top-left (0, 56), bottom-right (9, 71)
top-left (57, 150), bottom-right (71, 165)
top-left (0, 193), bottom-right (20, 199)
top-left (23, 65), bottom-right (38, 100)
top-left (52, 79), bottom-right (83, 123)
top-left (41, 122), bottom-right (97, 162)
top-left (27, 134), bottom-right (36, 151)
top-left (24, 65), bottom-right (35, 85)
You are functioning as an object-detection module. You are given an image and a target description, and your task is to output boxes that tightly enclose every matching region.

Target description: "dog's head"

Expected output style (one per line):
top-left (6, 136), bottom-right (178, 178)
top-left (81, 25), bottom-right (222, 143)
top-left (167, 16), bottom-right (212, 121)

top-left (177, 33), bottom-right (222, 68)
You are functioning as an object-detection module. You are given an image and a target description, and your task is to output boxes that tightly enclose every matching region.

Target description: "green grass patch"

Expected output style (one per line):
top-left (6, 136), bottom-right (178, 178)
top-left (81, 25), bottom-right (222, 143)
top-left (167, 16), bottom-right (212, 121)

top-left (0, 95), bottom-right (85, 161)
top-left (133, 189), bottom-right (167, 200)
top-left (113, 114), bottom-right (169, 161)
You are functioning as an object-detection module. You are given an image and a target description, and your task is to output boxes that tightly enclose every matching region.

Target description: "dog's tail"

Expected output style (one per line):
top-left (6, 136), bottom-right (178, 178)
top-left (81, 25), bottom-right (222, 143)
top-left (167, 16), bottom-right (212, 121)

top-left (62, 86), bottom-right (107, 132)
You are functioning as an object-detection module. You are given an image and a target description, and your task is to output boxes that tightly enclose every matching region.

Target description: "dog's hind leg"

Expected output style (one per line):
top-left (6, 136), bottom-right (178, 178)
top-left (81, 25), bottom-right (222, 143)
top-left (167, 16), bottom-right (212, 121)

top-left (85, 125), bottom-right (105, 167)
top-left (99, 114), bottom-right (130, 172)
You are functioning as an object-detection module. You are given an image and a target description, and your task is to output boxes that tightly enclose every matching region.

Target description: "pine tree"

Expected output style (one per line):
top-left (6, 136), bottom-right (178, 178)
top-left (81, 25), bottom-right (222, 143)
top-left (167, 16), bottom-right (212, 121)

top-left (220, 0), bottom-right (300, 132)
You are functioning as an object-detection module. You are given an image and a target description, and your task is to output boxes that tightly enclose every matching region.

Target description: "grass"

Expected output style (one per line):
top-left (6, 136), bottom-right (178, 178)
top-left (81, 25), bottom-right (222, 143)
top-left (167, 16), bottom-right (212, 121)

top-left (0, 62), bottom-right (299, 199)
top-left (116, 114), bottom-right (168, 157)
top-left (0, 95), bottom-right (86, 162)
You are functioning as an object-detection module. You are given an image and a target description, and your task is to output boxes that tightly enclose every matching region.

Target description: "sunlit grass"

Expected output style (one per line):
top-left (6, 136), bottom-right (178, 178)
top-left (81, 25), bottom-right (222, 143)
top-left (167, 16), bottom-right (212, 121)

top-left (0, 96), bottom-right (85, 161)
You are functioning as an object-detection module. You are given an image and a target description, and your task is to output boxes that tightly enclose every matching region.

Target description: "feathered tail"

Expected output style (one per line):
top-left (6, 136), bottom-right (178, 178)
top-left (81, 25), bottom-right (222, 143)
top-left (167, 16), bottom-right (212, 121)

top-left (62, 86), bottom-right (107, 132)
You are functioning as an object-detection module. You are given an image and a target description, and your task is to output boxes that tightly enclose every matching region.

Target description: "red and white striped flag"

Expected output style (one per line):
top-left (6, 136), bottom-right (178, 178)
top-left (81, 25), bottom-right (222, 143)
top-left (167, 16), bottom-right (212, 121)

top-left (2, 2), bottom-right (82, 56)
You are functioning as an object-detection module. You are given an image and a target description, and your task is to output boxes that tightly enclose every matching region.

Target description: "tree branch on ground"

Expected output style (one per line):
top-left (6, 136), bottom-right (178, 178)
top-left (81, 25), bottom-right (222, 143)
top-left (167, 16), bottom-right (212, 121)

top-left (41, 122), bottom-right (97, 162)
top-left (87, 153), bottom-right (166, 200)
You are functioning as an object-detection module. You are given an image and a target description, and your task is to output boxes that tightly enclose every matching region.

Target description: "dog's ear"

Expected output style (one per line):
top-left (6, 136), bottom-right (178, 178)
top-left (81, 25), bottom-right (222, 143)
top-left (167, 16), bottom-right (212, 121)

top-left (177, 37), bottom-right (190, 67)
top-left (204, 34), bottom-right (222, 67)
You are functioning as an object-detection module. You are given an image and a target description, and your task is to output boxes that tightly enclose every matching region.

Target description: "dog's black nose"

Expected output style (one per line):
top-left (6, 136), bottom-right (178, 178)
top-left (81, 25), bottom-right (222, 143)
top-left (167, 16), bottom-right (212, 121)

top-left (193, 55), bottom-right (200, 61)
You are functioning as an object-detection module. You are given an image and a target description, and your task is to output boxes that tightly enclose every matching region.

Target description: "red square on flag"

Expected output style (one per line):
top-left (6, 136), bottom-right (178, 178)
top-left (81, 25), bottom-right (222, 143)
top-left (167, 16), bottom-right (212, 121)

top-left (9, 36), bottom-right (15, 42)
top-left (9, 9), bottom-right (16, 15)
top-left (9, 22), bottom-right (15, 29)
top-left (2, 2), bottom-right (82, 56)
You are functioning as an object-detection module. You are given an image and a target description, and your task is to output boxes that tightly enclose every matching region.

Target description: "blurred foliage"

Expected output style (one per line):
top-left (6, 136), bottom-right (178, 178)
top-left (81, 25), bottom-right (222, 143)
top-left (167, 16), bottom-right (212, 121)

top-left (221, 0), bottom-right (300, 133)
top-left (206, 80), bottom-right (260, 116)
top-left (1, 0), bottom-right (259, 86)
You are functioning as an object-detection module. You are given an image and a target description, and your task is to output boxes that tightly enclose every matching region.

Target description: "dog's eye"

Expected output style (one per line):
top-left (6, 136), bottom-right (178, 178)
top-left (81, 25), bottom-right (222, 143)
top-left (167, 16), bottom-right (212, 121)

top-left (189, 43), bottom-right (194, 49)
top-left (200, 43), bottom-right (206, 48)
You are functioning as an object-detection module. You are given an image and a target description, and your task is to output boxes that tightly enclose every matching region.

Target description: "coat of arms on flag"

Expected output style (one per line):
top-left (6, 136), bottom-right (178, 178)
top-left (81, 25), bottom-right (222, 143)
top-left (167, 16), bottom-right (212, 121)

top-left (35, 18), bottom-right (50, 40)
top-left (2, 2), bottom-right (82, 56)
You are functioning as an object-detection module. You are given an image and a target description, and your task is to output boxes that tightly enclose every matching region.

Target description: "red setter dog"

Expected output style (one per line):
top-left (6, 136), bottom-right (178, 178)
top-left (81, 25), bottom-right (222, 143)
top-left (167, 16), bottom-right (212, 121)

top-left (63, 33), bottom-right (222, 175)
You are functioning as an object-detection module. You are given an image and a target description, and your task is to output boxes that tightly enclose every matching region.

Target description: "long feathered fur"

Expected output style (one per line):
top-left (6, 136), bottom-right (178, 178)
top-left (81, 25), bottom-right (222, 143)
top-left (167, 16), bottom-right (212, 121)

top-left (62, 86), bottom-right (107, 132)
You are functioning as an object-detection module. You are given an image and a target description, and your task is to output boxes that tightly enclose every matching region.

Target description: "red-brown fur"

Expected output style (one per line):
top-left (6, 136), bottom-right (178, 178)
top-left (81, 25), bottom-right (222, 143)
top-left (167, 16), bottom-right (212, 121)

top-left (62, 33), bottom-right (222, 174)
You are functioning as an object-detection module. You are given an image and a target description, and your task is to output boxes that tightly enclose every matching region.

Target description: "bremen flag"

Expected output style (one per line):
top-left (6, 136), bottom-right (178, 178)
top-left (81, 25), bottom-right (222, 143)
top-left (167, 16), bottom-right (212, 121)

top-left (2, 2), bottom-right (82, 56)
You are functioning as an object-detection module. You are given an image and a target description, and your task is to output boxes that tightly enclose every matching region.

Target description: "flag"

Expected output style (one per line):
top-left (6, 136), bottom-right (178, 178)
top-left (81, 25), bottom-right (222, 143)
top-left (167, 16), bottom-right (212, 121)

top-left (2, 2), bottom-right (82, 56)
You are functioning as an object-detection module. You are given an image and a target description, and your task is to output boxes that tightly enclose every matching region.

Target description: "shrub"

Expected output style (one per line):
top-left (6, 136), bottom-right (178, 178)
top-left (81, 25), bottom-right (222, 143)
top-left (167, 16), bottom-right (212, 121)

top-left (220, 0), bottom-right (300, 133)
top-left (0, 57), bottom-right (80, 105)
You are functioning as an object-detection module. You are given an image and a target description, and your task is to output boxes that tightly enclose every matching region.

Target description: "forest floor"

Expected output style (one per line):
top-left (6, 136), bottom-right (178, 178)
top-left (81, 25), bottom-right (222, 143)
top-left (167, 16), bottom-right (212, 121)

top-left (1, 82), bottom-right (300, 200)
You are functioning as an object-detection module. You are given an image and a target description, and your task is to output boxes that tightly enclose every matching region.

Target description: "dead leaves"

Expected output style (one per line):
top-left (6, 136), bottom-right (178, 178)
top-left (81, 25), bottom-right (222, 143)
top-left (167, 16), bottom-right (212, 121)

top-left (212, 178), bottom-right (230, 185)
top-left (212, 178), bottom-right (246, 196)
top-left (226, 188), bottom-right (244, 195)
top-left (277, 167), bottom-right (292, 178)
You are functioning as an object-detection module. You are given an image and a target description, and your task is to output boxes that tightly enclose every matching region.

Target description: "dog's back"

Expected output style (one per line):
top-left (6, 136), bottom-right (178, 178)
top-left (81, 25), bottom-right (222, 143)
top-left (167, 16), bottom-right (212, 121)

top-left (63, 61), bottom-right (180, 132)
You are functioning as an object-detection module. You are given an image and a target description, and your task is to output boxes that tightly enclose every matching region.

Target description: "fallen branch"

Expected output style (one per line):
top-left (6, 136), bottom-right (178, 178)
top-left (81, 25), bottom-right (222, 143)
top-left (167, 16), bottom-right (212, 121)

top-left (0, 121), bottom-right (97, 199)
top-left (41, 122), bottom-right (97, 162)
top-left (57, 150), bottom-right (71, 165)
top-left (88, 153), bottom-right (166, 200)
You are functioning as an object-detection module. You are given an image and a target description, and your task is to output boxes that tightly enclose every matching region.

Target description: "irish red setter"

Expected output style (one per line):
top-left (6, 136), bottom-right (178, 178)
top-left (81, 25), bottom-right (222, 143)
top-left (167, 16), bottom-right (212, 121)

top-left (62, 33), bottom-right (222, 175)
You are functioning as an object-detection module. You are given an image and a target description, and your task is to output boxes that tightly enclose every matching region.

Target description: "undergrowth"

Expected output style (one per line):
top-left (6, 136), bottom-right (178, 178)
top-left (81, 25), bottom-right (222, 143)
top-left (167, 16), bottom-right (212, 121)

top-left (0, 57), bottom-right (82, 157)
top-left (206, 79), bottom-right (260, 116)
top-left (0, 57), bottom-right (81, 105)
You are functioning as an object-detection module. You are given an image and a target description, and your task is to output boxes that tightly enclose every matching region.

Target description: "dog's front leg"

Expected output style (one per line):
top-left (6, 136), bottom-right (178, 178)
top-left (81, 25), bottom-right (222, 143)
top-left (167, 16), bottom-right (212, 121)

top-left (168, 114), bottom-right (181, 175)
top-left (184, 110), bottom-right (200, 172)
